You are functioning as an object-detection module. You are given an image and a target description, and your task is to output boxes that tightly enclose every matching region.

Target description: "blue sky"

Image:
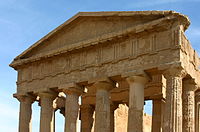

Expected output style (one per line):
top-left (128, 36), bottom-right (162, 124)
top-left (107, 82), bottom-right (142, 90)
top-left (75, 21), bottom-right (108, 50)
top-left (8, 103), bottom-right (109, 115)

top-left (1, 0), bottom-right (200, 131)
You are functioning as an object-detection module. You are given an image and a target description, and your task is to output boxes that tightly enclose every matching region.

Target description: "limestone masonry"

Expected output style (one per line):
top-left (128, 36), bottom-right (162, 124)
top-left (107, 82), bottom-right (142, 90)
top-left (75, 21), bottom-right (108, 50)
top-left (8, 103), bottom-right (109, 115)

top-left (10, 11), bottom-right (200, 132)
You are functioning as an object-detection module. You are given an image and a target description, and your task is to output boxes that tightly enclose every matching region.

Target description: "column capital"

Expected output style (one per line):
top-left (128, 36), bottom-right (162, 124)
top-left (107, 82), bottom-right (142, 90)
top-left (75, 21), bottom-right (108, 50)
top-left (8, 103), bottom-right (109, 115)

top-left (38, 91), bottom-right (57, 99)
top-left (164, 67), bottom-right (187, 78)
top-left (14, 93), bottom-right (36, 103)
top-left (126, 75), bottom-right (148, 85)
top-left (183, 78), bottom-right (198, 91)
top-left (195, 90), bottom-right (200, 101)
top-left (93, 80), bottom-right (114, 91)
top-left (59, 82), bottom-right (84, 95)
top-left (90, 77), bottom-right (115, 91)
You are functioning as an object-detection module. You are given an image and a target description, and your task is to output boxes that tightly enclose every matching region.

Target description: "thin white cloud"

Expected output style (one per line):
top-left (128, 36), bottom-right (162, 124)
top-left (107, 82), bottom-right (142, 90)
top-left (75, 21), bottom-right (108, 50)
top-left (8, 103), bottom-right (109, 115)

top-left (189, 28), bottom-right (200, 36)
top-left (186, 27), bottom-right (200, 40)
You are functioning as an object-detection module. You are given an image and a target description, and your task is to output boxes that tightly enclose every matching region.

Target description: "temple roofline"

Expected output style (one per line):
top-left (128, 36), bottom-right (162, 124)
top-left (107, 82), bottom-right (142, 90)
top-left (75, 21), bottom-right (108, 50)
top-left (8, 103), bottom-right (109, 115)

top-left (11, 11), bottom-right (189, 65)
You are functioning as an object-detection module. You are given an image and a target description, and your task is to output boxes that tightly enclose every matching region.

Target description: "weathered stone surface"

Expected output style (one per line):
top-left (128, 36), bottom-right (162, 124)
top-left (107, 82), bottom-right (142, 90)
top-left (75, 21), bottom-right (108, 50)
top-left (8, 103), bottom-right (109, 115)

top-left (114, 104), bottom-right (152, 132)
top-left (10, 11), bottom-right (200, 132)
top-left (60, 84), bottom-right (83, 132)
top-left (126, 76), bottom-right (148, 132)
top-left (39, 92), bottom-right (57, 132)
top-left (14, 94), bottom-right (35, 132)
top-left (10, 11), bottom-right (198, 95)
top-left (92, 104), bottom-right (152, 132)
top-left (94, 81), bottom-right (114, 132)
top-left (163, 68), bottom-right (186, 132)
top-left (182, 79), bottom-right (197, 132)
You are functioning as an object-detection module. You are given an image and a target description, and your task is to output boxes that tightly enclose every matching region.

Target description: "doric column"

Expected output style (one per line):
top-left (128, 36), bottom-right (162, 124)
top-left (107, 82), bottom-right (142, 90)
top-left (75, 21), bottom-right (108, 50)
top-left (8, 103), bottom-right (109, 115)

top-left (94, 80), bottom-right (114, 132)
top-left (163, 68), bottom-right (186, 132)
top-left (62, 83), bottom-right (83, 132)
top-left (152, 99), bottom-right (165, 132)
top-left (126, 76), bottom-right (147, 132)
top-left (195, 90), bottom-right (200, 132)
top-left (39, 92), bottom-right (57, 132)
top-left (182, 79), bottom-right (197, 132)
top-left (80, 104), bottom-right (94, 132)
top-left (14, 94), bottom-right (35, 132)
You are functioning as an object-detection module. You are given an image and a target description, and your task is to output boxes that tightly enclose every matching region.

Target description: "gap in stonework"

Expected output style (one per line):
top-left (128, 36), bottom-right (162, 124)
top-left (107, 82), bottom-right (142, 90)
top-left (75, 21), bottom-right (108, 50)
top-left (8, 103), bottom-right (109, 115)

top-left (32, 102), bottom-right (40, 132)
top-left (55, 110), bottom-right (64, 131)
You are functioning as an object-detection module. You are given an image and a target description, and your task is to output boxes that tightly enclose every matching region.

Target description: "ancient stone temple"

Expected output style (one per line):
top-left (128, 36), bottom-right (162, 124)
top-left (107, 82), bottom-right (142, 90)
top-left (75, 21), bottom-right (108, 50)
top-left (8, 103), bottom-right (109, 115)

top-left (10, 11), bottom-right (200, 132)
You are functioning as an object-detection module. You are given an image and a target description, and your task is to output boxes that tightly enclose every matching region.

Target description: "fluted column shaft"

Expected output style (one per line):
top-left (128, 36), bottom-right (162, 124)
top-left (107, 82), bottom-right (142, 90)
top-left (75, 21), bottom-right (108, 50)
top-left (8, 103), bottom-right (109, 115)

top-left (39, 92), bottom-right (57, 132)
top-left (152, 99), bottom-right (165, 132)
top-left (65, 92), bottom-right (79, 132)
top-left (163, 68), bottom-right (185, 132)
top-left (16, 95), bottom-right (35, 132)
top-left (182, 79), bottom-right (197, 132)
top-left (94, 81), bottom-right (114, 132)
top-left (80, 104), bottom-right (94, 132)
top-left (126, 76), bottom-right (147, 132)
top-left (195, 90), bottom-right (200, 132)
top-left (60, 83), bottom-right (83, 132)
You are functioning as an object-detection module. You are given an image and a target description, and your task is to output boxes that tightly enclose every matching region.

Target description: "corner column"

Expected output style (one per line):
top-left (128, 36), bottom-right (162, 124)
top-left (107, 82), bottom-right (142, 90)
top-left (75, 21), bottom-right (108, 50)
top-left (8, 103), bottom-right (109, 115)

top-left (195, 90), bottom-right (200, 132)
top-left (182, 79), bottom-right (197, 132)
top-left (62, 83), bottom-right (83, 132)
top-left (39, 92), bottom-right (57, 132)
top-left (126, 76), bottom-right (147, 132)
top-left (163, 68), bottom-right (186, 132)
top-left (15, 94), bottom-right (35, 132)
top-left (80, 104), bottom-right (94, 132)
top-left (94, 80), bottom-right (114, 132)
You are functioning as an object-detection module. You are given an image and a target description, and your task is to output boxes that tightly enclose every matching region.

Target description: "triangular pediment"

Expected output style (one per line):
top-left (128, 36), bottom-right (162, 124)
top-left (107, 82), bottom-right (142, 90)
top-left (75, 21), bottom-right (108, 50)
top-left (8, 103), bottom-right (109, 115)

top-left (10, 11), bottom-right (190, 68)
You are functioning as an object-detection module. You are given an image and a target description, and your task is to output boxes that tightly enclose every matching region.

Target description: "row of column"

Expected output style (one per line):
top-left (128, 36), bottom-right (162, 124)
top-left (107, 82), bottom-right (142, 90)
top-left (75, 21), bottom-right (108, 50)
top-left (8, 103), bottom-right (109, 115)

top-left (15, 68), bottom-right (200, 132)
top-left (90, 69), bottom-right (199, 132)
top-left (151, 69), bottom-right (199, 132)
top-left (80, 76), bottom-right (147, 132)
top-left (15, 84), bottom-right (83, 132)
top-left (163, 69), bottom-right (198, 132)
